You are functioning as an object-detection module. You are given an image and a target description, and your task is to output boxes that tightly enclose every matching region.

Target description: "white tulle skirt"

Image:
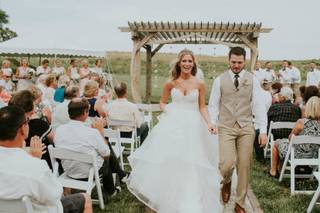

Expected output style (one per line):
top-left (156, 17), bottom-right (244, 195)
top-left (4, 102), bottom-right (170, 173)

top-left (127, 104), bottom-right (222, 213)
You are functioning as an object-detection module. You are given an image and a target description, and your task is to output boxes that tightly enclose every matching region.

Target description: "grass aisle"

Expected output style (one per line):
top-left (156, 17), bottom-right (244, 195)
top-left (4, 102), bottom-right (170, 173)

top-left (251, 160), bottom-right (320, 213)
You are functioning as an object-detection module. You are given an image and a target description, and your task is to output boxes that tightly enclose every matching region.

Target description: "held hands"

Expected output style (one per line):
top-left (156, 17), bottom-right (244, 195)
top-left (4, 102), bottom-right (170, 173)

top-left (28, 136), bottom-right (46, 159)
top-left (208, 123), bottom-right (218, 135)
top-left (259, 133), bottom-right (268, 148)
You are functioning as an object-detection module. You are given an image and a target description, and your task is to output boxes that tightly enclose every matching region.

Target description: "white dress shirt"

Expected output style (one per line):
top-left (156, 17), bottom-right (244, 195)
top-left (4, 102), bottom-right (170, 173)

top-left (51, 100), bottom-right (71, 131)
top-left (208, 69), bottom-right (268, 133)
top-left (0, 147), bottom-right (63, 213)
top-left (54, 120), bottom-right (110, 179)
top-left (253, 68), bottom-right (265, 83)
top-left (106, 98), bottom-right (143, 132)
top-left (253, 89), bottom-right (272, 130)
top-left (279, 68), bottom-right (292, 84)
top-left (262, 69), bottom-right (277, 83)
top-left (306, 69), bottom-right (320, 86)
top-left (290, 66), bottom-right (301, 83)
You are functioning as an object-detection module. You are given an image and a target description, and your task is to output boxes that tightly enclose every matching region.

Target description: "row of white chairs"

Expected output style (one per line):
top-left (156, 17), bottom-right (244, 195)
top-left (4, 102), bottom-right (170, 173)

top-left (264, 121), bottom-right (320, 212)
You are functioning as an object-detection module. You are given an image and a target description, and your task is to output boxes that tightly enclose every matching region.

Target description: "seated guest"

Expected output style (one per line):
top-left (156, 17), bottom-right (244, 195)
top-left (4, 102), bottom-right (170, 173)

top-left (52, 86), bottom-right (80, 131)
top-left (269, 96), bottom-right (320, 177)
top-left (54, 75), bottom-right (71, 103)
top-left (8, 90), bottom-right (54, 169)
top-left (0, 106), bottom-right (92, 213)
top-left (83, 80), bottom-right (106, 117)
top-left (0, 85), bottom-right (11, 103)
top-left (267, 87), bottom-right (301, 140)
top-left (28, 85), bottom-right (52, 123)
top-left (294, 85), bottom-right (306, 106)
top-left (43, 74), bottom-right (58, 109)
top-left (271, 82), bottom-right (283, 104)
top-left (54, 98), bottom-right (126, 196)
top-left (301, 85), bottom-right (320, 117)
top-left (107, 82), bottom-right (149, 143)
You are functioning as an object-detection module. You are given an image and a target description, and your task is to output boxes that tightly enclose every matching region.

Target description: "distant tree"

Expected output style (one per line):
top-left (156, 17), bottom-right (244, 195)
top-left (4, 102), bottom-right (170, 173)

top-left (0, 9), bottom-right (17, 43)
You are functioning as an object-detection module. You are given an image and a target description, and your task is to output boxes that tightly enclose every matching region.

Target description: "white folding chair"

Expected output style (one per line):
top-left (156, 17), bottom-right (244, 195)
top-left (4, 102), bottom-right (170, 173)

top-left (0, 196), bottom-right (34, 213)
top-left (278, 135), bottom-right (320, 195)
top-left (48, 145), bottom-right (105, 209)
top-left (264, 121), bottom-right (296, 164)
top-left (307, 168), bottom-right (320, 213)
top-left (264, 121), bottom-right (296, 158)
top-left (107, 119), bottom-right (139, 155)
top-left (104, 128), bottom-right (125, 170)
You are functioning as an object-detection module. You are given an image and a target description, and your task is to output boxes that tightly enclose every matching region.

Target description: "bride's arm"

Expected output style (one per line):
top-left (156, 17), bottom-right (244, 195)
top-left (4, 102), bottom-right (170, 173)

top-left (159, 82), bottom-right (172, 111)
top-left (198, 81), bottom-right (215, 133)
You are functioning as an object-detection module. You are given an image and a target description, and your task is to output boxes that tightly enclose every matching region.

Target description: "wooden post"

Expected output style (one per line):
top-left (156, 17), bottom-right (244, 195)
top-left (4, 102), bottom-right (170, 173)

top-left (250, 37), bottom-right (258, 72)
top-left (236, 34), bottom-right (258, 72)
top-left (130, 35), bottom-right (142, 103)
top-left (145, 45), bottom-right (152, 103)
top-left (130, 33), bottom-right (155, 103)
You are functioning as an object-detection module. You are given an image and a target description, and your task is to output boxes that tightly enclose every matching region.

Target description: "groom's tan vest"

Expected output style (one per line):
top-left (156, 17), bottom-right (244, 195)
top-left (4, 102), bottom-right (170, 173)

top-left (219, 71), bottom-right (254, 128)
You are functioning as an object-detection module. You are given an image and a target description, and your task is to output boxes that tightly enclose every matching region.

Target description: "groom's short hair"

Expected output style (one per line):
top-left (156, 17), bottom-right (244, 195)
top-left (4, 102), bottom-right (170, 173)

top-left (229, 47), bottom-right (246, 59)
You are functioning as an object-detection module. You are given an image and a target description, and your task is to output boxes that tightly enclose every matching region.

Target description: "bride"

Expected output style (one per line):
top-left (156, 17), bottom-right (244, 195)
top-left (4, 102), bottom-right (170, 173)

top-left (127, 49), bottom-right (222, 213)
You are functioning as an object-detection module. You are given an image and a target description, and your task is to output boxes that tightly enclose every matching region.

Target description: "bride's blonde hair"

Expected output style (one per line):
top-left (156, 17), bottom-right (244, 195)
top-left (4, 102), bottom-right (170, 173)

top-left (170, 49), bottom-right (197, 80)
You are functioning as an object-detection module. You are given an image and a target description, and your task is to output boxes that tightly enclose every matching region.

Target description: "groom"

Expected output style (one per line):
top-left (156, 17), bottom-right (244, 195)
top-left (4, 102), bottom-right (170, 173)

top-left (208, 47), bottom-right (267, 213)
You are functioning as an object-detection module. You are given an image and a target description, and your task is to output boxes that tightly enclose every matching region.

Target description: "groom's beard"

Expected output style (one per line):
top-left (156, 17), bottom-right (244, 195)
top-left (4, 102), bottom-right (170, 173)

top-left (231, 68), bottom-right (244, 74)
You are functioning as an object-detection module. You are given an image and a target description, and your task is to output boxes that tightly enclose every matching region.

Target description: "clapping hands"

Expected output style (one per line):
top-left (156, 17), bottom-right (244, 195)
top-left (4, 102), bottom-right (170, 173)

top-left (28, 136), bottom-right (46, 159)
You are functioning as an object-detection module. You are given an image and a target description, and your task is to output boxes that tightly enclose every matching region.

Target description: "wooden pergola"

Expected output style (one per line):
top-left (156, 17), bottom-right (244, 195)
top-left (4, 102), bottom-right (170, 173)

top-left (119, 21), bottom-right (272, 103)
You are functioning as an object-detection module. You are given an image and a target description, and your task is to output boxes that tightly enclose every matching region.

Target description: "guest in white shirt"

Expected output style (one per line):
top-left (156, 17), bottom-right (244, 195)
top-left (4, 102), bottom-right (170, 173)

top-left (52, 86), bottom-right (80, 131)
top-left (278, 60), bottom-right (291, 85)
top-left (253, 61), bottom-right (265, 83)
top-left (0, 106), bottom-right (92, 213)
top-left (107, 82), bottom-right (149, 143)
top-left (36, 59), bottom-right (51, 76)
top-left (263, 61), bottom-right (277, 84)
top-left (253, 81), bottom-right (272, 162)
top-left (55, 98), bottom-right (126, 196)
top-left (306, 62), bottom-right (320, 86)
top-left (288, 61), bottom-right (301, 97)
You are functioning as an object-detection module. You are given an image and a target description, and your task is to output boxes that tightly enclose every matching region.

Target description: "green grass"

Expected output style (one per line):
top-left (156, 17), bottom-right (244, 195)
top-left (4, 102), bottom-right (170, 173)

top-left (251, 160), bottom-right (320, 213)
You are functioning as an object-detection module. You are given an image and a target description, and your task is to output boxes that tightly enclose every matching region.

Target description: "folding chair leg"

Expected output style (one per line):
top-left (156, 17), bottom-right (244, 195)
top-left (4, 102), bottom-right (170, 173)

top-left (291, 164), bottom-right (295, 195)
top-left (279, 145), bottom-right (292, 182)
top-left (307, 185), bottom-right (320, 213)
top-left (95, 179), bottom-right (105, 209)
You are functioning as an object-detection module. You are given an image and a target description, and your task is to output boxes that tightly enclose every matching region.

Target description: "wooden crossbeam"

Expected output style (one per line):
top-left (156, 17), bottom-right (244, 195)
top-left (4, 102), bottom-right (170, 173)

top-left (119, 27), bottom-right (272, 33)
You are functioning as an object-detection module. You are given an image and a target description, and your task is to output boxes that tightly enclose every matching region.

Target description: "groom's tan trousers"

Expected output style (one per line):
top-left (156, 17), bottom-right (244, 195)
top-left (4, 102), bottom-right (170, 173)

top-left (218, 122), bottom-right (255, 208)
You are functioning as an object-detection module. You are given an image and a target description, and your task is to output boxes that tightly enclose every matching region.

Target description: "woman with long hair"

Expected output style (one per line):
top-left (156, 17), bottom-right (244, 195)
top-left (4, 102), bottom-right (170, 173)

top-left (127, 49), bottom-right (221, 213)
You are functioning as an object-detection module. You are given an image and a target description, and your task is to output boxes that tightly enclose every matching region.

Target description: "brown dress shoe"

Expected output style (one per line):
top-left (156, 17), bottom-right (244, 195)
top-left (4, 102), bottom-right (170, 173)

top-left (220, 181), bottom-right (231, 203)
top-left (234, 203), bottom-right (246, 213)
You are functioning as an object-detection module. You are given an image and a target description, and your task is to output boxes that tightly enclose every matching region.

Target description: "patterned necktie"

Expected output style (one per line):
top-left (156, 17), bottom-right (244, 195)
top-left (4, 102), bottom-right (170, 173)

top-left (234, 74), bottom-right (239, 89)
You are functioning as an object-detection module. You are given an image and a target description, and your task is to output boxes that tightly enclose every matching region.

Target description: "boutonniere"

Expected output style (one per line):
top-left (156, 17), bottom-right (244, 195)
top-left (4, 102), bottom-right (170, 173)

top-left (242, 78), bottom-right (250, 86)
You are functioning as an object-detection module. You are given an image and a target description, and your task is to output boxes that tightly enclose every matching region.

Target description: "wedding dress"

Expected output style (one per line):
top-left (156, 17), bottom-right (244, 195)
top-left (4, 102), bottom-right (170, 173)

top-left (127, 88), bottom-right (222, 213)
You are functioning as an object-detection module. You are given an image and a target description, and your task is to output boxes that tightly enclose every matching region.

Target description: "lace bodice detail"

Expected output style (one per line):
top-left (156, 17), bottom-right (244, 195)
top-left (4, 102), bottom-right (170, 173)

top-left (170, 88), bottom-right (199, 111)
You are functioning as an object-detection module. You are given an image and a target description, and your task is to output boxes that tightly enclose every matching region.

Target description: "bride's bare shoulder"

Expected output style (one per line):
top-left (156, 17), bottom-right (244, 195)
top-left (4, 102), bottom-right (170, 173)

top-left (163, 81), bottom-right (175, 90)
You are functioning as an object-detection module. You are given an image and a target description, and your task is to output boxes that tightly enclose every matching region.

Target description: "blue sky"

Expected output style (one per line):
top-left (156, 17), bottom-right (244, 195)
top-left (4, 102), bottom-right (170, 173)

top-left (1, 0), bottom-right (320, 60)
